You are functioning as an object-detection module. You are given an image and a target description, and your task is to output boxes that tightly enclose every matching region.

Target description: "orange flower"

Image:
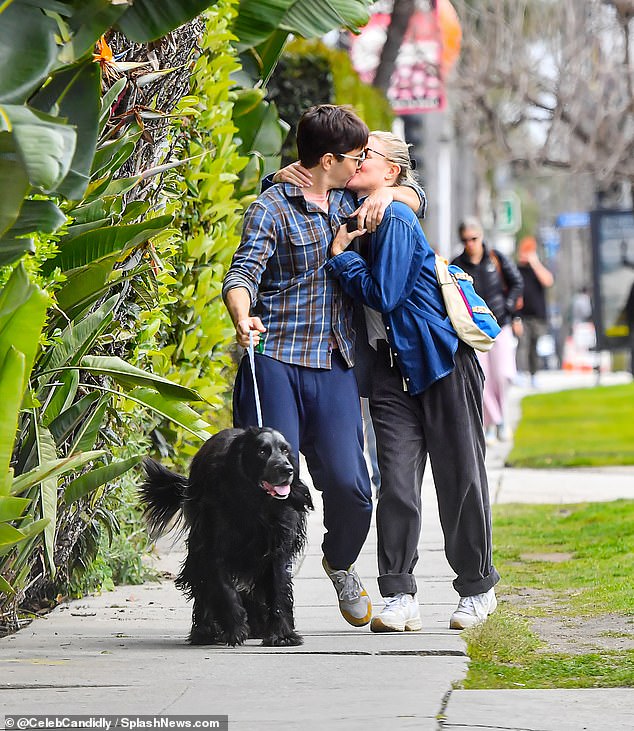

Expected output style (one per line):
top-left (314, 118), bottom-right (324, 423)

top-left (93, 35), bottom-right (114, 66)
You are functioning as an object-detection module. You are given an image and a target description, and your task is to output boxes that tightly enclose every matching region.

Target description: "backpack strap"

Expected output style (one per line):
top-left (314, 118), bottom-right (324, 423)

top-left (402, 300), bottom-right (456, 334)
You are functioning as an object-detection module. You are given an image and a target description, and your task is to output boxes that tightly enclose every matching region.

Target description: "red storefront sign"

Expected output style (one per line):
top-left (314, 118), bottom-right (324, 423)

top-left (349, 0), bottom-right (450, 114)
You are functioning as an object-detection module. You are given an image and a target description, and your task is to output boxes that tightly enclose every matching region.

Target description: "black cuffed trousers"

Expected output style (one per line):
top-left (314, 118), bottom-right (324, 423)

top-left (370, 341), bottom-right (500, 598)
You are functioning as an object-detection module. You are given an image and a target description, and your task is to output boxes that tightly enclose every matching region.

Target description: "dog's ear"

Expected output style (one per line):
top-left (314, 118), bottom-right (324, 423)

top-left (226, 429), bottom-right (262, 487)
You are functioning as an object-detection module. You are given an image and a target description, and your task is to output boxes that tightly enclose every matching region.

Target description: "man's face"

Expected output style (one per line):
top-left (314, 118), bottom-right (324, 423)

top-left (328, 147), bottom-right (366, 188)
top-left (346, 137), bottom-right (395, 197)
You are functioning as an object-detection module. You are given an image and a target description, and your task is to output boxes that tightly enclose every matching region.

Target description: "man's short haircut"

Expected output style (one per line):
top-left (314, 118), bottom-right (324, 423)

top-left (297, 104), bottom-right (369, 168)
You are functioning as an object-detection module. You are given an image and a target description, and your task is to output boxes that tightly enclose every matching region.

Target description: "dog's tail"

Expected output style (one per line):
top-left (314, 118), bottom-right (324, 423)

top-left (140, 458), bottom-right (188, 538)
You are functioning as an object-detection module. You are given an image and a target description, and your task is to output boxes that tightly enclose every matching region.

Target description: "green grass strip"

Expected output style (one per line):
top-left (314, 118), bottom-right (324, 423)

top-left (466, 651), bottom-right (634, 689)
top-left (507, 382), bottom-right (634, 467)
top-left (461, 501), bottom-right (634, 689)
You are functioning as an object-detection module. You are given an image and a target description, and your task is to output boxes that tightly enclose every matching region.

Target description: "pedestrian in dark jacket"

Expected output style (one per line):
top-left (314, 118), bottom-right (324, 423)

top-left (515, 236), bottom-right (554, 384)
top-left (452, 217), bottom-right (523, 443)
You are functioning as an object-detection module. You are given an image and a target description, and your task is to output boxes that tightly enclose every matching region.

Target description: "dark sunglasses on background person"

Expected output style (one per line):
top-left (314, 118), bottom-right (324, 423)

top-left (460, 235), bottom-right (480, 244)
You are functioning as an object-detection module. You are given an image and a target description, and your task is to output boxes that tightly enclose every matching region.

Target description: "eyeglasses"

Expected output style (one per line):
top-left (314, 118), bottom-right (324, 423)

top-left (365, 147), bottom-right (388, 160)
top-left (460, 236), bottom-right (480, 244)
top-left (365, 147), bottom-right (417, 170)
top-left (336, 151), bottom-right (367, 168)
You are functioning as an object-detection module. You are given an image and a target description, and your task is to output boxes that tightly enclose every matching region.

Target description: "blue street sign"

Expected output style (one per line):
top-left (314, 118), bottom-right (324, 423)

top-left (555, 212), bottom-right (590, 228)
top-left (539, 226), bottom-right (560, 256)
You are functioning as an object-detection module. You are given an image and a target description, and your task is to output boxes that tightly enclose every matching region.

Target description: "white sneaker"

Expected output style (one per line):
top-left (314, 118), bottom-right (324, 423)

top-left (370, 593), bottom-right (422, 633)
top-left (322, 558), bottom-right (372, 627)
top-left (450, 587), bottom-right (497, 629)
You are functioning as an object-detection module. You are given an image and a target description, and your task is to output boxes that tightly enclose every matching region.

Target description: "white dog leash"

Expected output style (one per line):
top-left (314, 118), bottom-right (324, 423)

top-left (247, 331), bottom-right (263, 428)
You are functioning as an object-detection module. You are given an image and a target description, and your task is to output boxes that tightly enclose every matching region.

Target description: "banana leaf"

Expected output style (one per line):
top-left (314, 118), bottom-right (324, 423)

top-left (0, 129), bottom-right (31, 238)
top-left (15, 517), bottom-right (50, 541)
top-left (34, 423), bottom-right (58, 577)
top-left (64, 0), bottom-right (129, 63)
top-left (233, 99), bottom-right (288, 176)
top-left (0, 575), bottom-right (15, 595)
top-left (0, 235), bottom-right (36, 268)
top-left (233, 0), bottom-right (290, 49)
top-left (116, 0), bottom-right (219, 43)
top-left (233, 0), bottom-right (371, 50)
top-left (54, 257), bottom-right (120, 315)
top-left (40, 369), bottom-right (81, 428)
top-left (77, 355), bottom-right (203, 401)
top-left (253, 30), bottom-right (290, 86)
top-left (40, 216), bottom-right (173, 274)
top-left (0, 523), bottom-right (27, 548)
top-left (11, 451), bottom-right (105, 498)
top-left (31, 60), bottom-right (102, 200)
top-left (84, 384), bottom-right (211, 441)
top-left (1, 105), bottom-right (76, 193)
top-left (46, 392), bottom-right (101, 444)
top-left (64, 456), bottom-right (142, 505)
top-left (69, 397), bottom-right (109, 456)
top-left (0, 264), bottom-right (50, 395)
top-left (281, 0), bottom-right (370, 36)
top-left (0, 2), bottom-right (58, 104)
top-left (2, 200), bottom-right (67, 237)
top-left (122, 387), bottom-right (212, 441)
top-left (38, 295), bottom-right (118, 375)
top-left (98, 78), bottom-right (127, 136)
top-left (0, 496), bottom-right (30, 523)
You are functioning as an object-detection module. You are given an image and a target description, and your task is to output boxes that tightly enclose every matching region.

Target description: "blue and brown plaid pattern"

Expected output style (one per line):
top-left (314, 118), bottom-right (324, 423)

top-left (223, 183), bottom-right (358, 369)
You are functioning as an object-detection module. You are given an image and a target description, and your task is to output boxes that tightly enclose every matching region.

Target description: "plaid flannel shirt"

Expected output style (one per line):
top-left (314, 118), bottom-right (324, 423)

top-left (222, 183), bottom-right (358, 369)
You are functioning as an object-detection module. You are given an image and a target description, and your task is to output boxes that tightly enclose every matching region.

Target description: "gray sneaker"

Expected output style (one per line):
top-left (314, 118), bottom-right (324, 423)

top-left (449, 587), bottom-right (497, 629)
top-left (370, 593), bottom-right (422, 633)
top-left (322, 557), bottom-right (372, 627)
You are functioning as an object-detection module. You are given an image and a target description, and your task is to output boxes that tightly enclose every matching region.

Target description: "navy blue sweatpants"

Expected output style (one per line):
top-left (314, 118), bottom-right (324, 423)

top-left (233, 352), bottom-right (372, 570)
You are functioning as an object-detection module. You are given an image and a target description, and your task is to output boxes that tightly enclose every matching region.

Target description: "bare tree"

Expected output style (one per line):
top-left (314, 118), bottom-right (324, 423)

top-left (450, 0), bottom-right (634, 199)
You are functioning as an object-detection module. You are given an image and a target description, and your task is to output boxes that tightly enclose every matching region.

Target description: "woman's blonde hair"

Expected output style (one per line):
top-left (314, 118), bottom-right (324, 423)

top-left (369, 130), bottom-right (418, 186)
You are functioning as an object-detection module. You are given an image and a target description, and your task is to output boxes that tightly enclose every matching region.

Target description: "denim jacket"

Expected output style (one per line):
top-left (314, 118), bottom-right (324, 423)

top-left (325, 202), bottom-right (459, 395)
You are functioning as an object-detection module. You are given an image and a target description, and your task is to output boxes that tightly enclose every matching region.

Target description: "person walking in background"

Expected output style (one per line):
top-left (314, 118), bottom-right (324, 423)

top-left (452, 217), bottom-right (523, 444)
top-left (515, 236), bottom-right (554, 387)
top-left (327, 132), bottom-right (500, 632)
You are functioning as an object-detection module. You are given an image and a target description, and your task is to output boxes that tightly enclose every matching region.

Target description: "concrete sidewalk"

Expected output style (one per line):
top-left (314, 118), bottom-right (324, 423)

top-left (2, 370), bottom-right (633, 730)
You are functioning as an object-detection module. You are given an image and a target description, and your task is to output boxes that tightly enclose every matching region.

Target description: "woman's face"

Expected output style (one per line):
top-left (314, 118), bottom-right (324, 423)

top-left (346, 136), bottom-right (398, 196)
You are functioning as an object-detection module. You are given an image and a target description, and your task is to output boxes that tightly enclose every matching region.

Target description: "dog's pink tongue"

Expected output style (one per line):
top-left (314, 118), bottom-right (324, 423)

top-left (262, 481), bottom-right (291, 498)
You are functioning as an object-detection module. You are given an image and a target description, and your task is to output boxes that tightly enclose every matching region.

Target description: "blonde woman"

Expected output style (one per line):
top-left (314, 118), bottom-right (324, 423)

top-left (324, 132), bottom-right (500, 632)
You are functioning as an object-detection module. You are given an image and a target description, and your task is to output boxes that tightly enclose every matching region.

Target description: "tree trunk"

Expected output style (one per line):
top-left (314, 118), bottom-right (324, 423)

top-left (372, 0), bottom-right (417, 93)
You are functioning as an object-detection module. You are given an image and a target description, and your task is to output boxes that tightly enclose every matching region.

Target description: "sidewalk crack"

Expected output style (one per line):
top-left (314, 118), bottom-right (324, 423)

top-left (436, 687), bottom-right (452, 729)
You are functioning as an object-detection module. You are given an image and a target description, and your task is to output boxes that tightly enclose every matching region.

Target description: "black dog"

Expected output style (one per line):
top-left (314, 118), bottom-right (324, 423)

top-left (140, 427), bottom-right (313, 647)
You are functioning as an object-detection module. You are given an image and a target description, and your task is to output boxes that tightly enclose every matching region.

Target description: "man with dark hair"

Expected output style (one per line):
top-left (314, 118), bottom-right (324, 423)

top-left (296, 104), bottom-right (370, 167)
top-left (222, 104), bottom-right (421, 628)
